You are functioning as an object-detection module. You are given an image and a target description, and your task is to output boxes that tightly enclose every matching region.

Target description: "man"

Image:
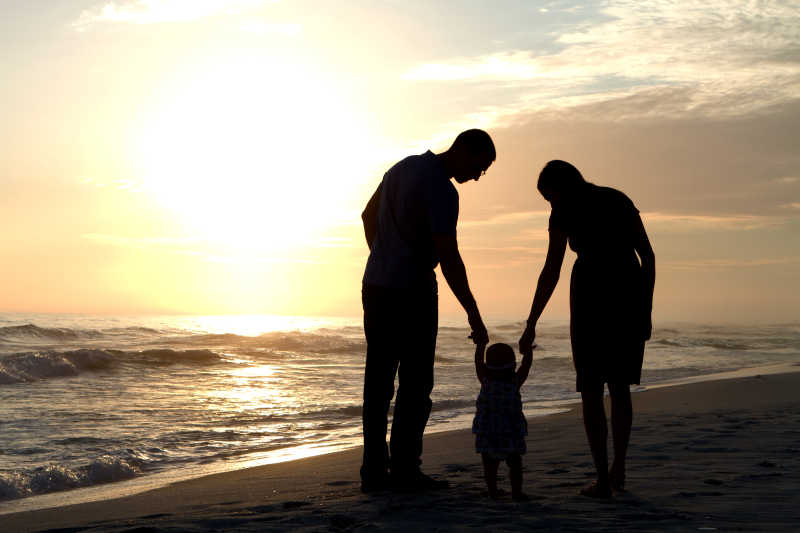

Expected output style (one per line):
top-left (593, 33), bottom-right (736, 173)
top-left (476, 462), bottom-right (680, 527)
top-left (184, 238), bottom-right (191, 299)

top-left (360, 129), bottom-right (495, 492)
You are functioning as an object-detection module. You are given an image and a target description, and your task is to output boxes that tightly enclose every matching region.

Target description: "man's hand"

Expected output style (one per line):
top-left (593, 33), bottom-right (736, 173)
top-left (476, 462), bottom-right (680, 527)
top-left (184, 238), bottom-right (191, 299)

top-left (519, 322), bottom-right (536, 355)
top-left (468, 313), bottom-right (489, 345)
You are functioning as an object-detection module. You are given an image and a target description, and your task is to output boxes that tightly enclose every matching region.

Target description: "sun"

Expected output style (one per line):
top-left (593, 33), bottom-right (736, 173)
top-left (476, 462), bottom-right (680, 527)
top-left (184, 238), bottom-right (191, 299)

top-left (134, 55), bottom-right (372, 255)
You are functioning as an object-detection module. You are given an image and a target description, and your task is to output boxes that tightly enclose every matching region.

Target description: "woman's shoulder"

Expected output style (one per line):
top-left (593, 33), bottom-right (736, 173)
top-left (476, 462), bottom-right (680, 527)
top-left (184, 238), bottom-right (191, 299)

top-left (592, 185), bottom-right (638, 213)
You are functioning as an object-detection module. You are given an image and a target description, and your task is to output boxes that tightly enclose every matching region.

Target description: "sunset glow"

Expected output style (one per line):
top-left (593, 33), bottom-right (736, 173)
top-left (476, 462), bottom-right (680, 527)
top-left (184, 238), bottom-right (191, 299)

top-left (134, 54), bottom-right (373, 252)
top-left (0, 0), bottom-right (797, 321)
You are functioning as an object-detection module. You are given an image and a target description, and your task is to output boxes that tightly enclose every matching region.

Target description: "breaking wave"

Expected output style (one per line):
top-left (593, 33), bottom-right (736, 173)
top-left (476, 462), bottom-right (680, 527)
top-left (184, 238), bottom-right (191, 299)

top-left (0, 348), bottom-right (224, 385)
top-left (0, 455), bottom-right (142, 501)
top-left (0, 324), bottom-right (104, 342)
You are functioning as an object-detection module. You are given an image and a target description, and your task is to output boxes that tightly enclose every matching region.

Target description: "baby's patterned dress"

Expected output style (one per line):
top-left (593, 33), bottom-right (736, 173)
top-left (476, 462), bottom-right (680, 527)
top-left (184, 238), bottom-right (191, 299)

top-left (472, 376), bottom-right (527, 459)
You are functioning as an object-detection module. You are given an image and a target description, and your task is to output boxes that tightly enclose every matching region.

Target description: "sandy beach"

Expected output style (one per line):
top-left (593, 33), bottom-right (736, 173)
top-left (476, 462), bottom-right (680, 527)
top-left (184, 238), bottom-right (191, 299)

top-left (4, 365), bottom-right (800, 532)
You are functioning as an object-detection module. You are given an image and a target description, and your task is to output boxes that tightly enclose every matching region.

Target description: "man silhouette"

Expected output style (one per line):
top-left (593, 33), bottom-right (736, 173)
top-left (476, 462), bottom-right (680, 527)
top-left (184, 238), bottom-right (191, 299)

top-left (360, 129), bottom-right (495, 492)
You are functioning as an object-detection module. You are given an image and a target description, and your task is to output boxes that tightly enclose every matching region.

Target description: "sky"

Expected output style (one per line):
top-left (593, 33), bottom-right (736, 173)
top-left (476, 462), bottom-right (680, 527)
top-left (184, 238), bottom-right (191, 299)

top-left (1, 0), bottom-right (798, 323)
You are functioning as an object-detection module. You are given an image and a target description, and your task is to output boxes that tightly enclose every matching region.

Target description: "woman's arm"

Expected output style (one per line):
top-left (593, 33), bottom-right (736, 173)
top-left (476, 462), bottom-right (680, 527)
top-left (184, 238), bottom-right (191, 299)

top-left (519, 229), bottom-right (567, 353)
top-left (632, 213), bottom-right (655, 340)
top-left (474, 342), bottom-right (488, 382)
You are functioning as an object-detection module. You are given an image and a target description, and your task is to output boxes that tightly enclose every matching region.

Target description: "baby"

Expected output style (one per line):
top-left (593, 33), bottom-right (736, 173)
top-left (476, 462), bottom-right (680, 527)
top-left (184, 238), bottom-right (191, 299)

top-left (472, 342), bottom-right (533, 501)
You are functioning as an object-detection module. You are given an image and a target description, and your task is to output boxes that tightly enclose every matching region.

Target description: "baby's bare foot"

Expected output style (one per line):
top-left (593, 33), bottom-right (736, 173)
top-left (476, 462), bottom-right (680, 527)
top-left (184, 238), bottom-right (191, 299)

top-left (580, 481), bottom-right (612, 499)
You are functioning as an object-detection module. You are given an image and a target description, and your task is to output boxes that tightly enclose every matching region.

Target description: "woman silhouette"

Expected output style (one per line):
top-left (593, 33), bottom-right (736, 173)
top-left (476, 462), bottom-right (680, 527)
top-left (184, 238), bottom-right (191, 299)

top-left (519, 160), bottom-right (655, 497)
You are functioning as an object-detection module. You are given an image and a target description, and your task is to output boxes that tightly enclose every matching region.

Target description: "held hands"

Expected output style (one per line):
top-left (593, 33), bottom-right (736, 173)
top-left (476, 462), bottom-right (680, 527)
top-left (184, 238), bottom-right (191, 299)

top-left (468, 313), bottom-right (489, 346)
top-left (519, 322), bottom-right (536, 356)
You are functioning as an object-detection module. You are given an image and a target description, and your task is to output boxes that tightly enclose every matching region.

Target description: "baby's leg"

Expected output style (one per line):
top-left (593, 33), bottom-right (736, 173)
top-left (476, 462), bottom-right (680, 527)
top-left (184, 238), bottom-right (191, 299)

top-left (481, 453), bottom-right (500, 499)
top-left (507, 454), bottom-right (528, 501)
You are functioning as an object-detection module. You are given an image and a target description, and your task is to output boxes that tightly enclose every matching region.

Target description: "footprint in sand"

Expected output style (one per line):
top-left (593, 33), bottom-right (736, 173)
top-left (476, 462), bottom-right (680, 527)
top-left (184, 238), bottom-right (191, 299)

top-left (444, 463), bottom-right (473, 473)
top-left (283, 500), bottom-right (311, 509)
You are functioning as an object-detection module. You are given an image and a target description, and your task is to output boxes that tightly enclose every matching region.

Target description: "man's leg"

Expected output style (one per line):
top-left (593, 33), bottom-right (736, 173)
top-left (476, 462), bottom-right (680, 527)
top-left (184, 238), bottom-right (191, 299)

top-left (361, 285), bottom-right (400, 490)
top-left (389, 283), bottom-right (439, 482)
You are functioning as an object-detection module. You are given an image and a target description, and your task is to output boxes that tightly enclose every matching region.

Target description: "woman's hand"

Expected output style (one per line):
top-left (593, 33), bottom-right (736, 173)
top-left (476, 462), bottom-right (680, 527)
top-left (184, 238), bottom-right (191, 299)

top-left (519, 322), bottom-right (536, 355)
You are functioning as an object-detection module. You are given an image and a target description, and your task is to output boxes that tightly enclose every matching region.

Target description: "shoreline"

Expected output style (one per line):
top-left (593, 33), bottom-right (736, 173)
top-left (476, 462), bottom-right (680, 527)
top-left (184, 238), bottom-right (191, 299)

top-left (4, 362), bottom-right (800, 531)
top-left (0, 362), bottom-right (791, 515)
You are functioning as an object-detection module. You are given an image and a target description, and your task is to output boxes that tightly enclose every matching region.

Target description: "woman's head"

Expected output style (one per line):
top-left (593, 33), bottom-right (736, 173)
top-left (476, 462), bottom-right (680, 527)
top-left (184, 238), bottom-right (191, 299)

top-left (537, 160), bottom-right (587, 204)
top-left (485, 343), bottom-right (516, 374)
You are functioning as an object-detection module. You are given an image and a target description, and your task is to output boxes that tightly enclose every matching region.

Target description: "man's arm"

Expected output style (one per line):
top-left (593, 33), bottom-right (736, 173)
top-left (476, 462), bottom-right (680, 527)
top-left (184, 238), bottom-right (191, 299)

top-left (361, 183), bottom-right (382, 250)
top-left (434, 233), bottom-right (487, 344)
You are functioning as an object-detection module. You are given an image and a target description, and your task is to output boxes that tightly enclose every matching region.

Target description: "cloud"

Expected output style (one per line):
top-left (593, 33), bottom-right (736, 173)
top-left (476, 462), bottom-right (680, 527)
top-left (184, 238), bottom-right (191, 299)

top-left (405, 0), bottom-right (800, 122)
top-left (405, 51), bottom-right (543, 83)
top-left (82, 233), bottom-right (199, 248)
top-left (460, 210), bottom-right (548, 228)
top-left (74, 0), bottom-right (274, 28)
top-left (643, 212), bottom-right (788, 231)
top-left (460, 209), bottom-right (789, 233)
top-left (239, 20), bottom-right (300, 36)
top-left (82, 233), bottom-right (320, 264)
top-left (662, 257), bottom-right (800, 271)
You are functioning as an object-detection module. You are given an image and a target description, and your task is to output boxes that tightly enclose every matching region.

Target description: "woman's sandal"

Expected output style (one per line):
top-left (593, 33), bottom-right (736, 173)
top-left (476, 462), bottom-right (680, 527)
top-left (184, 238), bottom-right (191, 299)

top-left (579, 481), bottom-right (612, 499)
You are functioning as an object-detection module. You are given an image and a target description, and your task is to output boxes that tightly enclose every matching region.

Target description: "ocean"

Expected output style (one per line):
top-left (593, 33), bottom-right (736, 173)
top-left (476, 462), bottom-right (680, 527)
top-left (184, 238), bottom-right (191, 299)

top-left (1, 313), bottom-right (798, 511)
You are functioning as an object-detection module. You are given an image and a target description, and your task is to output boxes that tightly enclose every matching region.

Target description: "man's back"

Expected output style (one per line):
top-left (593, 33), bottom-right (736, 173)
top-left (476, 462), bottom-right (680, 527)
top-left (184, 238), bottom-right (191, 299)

top-left (363, 151), bottom-right (458, 288)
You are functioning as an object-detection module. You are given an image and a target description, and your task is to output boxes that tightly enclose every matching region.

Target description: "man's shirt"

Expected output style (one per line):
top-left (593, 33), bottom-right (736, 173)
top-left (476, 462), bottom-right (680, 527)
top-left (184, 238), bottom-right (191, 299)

top-left (363, 150), bottom-right (458, 288)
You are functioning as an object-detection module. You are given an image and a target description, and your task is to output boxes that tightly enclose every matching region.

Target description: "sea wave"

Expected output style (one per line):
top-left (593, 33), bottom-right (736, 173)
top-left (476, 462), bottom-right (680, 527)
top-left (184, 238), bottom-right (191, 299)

top-left (0, 348), bottom-right (225, 385)
top-left (173, 331), bottom-right (366, 355)
top-left (651, 336), bottom-right (788, 352)
top-left (0, 455), bottom-right (141, 501)
top-left (0, 323), bottom-right (368, 355)
top-left (0, 324), bottom-right (168, 345)
top-left (0, 324), bottom-right (104, 342)
top-left (311, 398), bottom-right (477, 419)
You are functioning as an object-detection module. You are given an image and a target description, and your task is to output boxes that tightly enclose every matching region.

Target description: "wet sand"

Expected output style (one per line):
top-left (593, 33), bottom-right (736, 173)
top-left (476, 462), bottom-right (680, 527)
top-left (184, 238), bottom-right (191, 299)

top-left (5, 366), bottom-right (800, 532)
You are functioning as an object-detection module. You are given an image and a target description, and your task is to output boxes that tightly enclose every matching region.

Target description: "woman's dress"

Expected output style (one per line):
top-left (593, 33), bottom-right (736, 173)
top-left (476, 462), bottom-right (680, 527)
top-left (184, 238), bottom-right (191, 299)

top-left (549, 184), bottom-right (646, 391)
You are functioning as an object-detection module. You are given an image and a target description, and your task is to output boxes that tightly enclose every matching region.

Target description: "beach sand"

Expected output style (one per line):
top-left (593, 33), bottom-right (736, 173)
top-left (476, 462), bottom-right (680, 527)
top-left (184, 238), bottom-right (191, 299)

top-left (4, 366), bottom-right (800, 532)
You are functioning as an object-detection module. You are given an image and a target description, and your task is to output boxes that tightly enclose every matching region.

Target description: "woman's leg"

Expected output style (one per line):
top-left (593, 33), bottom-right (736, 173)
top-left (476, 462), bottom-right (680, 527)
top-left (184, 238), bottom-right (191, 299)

top-left (608, 382), bottom-right (632, 490)
top-left (481, 453), bottom-right (500, 499)
top-left (580, 382), bottom-right (611, 495)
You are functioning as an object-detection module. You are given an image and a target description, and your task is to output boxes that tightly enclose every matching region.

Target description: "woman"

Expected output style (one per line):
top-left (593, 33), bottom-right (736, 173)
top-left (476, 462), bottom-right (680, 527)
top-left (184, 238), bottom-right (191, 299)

top-left (519, 160), bottom-right (655, 498)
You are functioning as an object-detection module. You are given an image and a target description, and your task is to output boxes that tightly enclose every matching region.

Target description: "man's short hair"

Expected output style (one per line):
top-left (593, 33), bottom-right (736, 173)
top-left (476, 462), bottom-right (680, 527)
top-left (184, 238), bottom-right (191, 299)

top-left (451, 129), bottom-right (496, 162)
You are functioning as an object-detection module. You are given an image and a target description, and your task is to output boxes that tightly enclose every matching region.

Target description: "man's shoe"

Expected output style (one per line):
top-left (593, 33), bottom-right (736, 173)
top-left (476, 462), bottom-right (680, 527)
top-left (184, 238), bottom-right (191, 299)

top-left (360, 474), bottom-right (390, 494)
top-left (390, 469), bottom-right (449, 492)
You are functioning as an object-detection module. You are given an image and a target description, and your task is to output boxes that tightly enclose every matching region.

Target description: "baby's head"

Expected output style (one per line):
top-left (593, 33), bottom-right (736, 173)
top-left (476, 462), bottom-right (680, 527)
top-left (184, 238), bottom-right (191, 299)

top-left (485, 343), bottom-right (516, 378)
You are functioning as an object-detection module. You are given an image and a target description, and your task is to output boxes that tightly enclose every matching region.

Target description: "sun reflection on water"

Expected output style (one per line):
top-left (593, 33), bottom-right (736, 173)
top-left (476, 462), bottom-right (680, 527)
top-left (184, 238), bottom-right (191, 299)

top-left (168, 314), bottom-right (357, 337)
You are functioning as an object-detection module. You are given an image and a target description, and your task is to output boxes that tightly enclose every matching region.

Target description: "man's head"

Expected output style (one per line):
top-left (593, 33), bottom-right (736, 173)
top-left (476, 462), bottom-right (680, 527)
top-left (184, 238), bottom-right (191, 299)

top-left (446, 129), bottom-right (496, 183)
